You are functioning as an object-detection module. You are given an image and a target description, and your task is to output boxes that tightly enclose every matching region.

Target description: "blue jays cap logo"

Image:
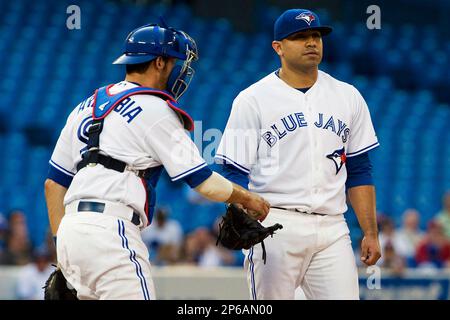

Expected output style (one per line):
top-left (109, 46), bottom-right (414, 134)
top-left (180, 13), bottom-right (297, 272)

top-left (326, 147), bottom-right (347, 174)
top-left (295, 12), bottom-right (316, 26)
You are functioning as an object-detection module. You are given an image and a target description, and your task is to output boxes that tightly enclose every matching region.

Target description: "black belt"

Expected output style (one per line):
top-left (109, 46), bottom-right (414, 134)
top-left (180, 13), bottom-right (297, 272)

top-left (271, 206), bottom-right (326, 216)
top-left (77, 201), bottom-right (141, 226)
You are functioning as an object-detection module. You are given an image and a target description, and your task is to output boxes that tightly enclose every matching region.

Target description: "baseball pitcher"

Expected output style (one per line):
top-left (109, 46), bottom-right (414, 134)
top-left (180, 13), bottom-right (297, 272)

top-left (215, 9), bottom-right (382, 299)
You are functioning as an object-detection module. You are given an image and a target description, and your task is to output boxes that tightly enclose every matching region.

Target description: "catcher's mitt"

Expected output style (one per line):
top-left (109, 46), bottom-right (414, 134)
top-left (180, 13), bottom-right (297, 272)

top-left (43, 265), bottom-right (78, 300)
top-left (216, 204), bottom-right (283, 264)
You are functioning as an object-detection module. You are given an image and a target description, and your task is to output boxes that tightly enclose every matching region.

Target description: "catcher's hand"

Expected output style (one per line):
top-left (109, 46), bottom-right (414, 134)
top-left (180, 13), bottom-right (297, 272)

top-left (43, 265), bottom-right (78, 300)
top-left (216, 204), bottom-right (283, 264)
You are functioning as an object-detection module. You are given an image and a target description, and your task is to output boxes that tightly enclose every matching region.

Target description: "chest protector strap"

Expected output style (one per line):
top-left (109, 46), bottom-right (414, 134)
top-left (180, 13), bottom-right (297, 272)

top-left (76, 85), bottom-right (193, 178)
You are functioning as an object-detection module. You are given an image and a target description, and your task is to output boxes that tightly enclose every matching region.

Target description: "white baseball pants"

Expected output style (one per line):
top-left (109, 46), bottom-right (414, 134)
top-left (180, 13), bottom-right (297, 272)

top-left (244, 208), bottom-right (359, 300)
top-left (57, 207), bottom-right (155, 300)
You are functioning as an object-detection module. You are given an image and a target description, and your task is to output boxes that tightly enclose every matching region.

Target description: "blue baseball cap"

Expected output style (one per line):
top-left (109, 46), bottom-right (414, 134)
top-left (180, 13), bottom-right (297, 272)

top-left (274, 9), bottom-right (332, 41)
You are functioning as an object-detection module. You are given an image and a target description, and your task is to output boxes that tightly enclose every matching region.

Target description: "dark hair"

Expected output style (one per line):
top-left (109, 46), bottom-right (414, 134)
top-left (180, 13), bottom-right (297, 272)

top-left (125, 56), bottom-right (169, 74)
top-left (125, 60), bottom-right (153, 74)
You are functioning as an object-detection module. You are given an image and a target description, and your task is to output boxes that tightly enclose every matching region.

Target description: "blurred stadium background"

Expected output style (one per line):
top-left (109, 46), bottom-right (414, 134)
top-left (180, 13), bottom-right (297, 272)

top-left (0, 0), bottom-right (449, 299)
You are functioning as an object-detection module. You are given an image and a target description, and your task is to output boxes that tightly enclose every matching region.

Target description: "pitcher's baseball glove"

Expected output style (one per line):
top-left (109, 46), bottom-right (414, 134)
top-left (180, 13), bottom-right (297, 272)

top-left (43, 265), bottom-right (78, 300)
top-left (216, 204), bottom-right (283, 264)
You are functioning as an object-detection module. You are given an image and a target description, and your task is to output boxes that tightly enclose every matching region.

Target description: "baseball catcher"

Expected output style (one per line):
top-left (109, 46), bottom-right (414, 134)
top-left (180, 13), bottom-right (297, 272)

top-left (43, 266), bottom-right (78, 300)
top-left (216, 204), bottom-right (283, 264)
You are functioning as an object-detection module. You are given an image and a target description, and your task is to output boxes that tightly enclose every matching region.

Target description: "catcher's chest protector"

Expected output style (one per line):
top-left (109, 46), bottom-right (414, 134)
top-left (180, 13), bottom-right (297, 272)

top-left (76, 85), bottom-right (194, 225)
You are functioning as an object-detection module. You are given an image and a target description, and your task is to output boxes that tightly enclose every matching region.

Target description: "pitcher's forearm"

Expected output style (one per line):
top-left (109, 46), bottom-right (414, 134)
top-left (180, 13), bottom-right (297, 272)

top-left (348, 185), bottom-right (378, 237)
top-left (44, 179), bottom-right (68, 236)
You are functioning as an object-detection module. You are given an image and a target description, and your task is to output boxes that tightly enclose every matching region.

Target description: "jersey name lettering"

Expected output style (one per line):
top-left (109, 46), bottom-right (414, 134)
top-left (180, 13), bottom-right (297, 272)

top-left (262, 112), bottom-right (350, 147)
top-left (114, 97), bottom-right (143, 123)
top-left (77, 96), bottom-right (143, 123)
top-left (77, 96), bottom-right (94, 113)
top-left (314, 113), bottom-right (350, 143)
top-left (262, 112), bottom-right (307, 147)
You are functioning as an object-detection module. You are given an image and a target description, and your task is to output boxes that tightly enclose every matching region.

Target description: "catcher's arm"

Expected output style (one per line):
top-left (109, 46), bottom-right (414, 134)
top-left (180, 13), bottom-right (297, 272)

top-left (44, 178), bottom-right (68, 236)
top-left (194, 172), bottom-right (270, 220)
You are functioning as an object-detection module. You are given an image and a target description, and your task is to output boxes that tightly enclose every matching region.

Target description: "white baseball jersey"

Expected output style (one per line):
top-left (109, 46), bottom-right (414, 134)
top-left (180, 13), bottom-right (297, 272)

top-left (216, 70), bottom-right (379, 215)
top-left (49, 81), bottom-right (207, 227)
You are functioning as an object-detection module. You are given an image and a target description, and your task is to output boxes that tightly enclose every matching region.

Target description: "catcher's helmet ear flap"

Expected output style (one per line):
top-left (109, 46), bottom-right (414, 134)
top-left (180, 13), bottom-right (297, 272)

top-left (166, 30), bottom-right (198, 100)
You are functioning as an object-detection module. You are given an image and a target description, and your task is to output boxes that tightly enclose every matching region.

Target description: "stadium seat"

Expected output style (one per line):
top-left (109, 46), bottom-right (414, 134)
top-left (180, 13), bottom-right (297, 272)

top-left (0, 0), bottom-right (448, 248)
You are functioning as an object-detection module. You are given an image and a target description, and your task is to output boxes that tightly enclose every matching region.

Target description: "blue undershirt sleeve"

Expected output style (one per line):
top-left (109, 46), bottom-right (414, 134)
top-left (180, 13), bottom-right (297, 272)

top-left (345, 151), bottom-right (374, 189)
top-left (180, 165), bottom-right (213, 188)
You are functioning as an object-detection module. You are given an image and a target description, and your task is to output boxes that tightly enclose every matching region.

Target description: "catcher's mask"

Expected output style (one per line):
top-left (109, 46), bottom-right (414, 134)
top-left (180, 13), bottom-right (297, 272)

top-left (113, 22), bottom-right (198, 100)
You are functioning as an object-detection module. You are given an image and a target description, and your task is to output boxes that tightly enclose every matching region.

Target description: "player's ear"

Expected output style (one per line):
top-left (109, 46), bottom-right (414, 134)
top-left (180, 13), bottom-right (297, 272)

top-left (272, 41), bottom-right (282, 57)
top-left (154, 56), bottom-right (167, 71)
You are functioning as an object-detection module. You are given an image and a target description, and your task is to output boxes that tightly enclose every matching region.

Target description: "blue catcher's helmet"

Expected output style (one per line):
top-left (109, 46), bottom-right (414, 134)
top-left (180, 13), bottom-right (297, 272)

top-left (113, 23), bottom-right (198, 99)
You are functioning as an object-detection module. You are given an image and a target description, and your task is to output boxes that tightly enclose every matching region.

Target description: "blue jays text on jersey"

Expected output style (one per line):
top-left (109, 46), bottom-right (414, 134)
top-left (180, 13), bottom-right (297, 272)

top-left (262, 112), bottom-right (350, 147)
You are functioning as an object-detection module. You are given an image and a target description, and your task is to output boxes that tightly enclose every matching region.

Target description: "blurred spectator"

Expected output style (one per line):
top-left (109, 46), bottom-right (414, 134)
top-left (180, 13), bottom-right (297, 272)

top-left (376, 215), bottom-right (410, 271)
top-left (180, 227), bottom-right (234, 267)
top-left (195, 228), bottom-right (222, 267)
top-left (180, 231), bottom-right (200, 265)
top-left (378, 215), bottom-right (396, 245)
top-left (394, 209), bottom-right (424, 267)
top-left (377, 215), bottom-right (396, 265)
top-left (415, 220), bottom-right (450, 269)
top-left (0, 213), bottom-right (8, 253)
top-left (381, 242), bottom-right (405, 276)
top-left (15, 247), bottom-right (54, 300)
top-left (435, 191), bottom-right (450, 239)
top-left (44, 229), bottom-right (57, 263)
top-left (184, 184), bottom-right (225, 231)
top-left (141, 208), bottom-right (184, 265)
top-left (0, 210), bottom-right (32, 265)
